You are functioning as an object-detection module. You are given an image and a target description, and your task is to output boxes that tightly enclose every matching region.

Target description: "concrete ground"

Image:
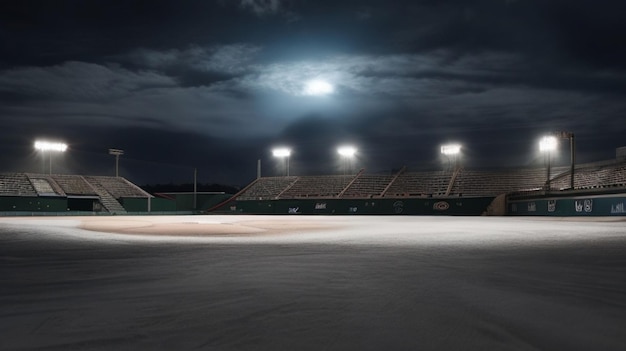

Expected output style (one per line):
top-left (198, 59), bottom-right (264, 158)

top-left (1, 215), bottom-right (625, 350)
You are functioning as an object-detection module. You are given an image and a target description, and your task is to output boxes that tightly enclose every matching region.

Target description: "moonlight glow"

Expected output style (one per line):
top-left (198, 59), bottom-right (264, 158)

top-left (304, 80), bottom-right (334, 96)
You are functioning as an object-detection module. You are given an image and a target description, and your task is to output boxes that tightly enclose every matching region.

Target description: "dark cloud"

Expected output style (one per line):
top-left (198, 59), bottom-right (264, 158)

top-left (0, 61), bottom-right (176, 101)
top-left (0, 0), bottom-right (625, 186)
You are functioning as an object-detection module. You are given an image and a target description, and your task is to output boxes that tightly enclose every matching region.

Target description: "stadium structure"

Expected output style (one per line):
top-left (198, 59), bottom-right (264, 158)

top-left (1, 155), bottom-right (625, 216)
top-left (212, 158), bottom-right (626, 216)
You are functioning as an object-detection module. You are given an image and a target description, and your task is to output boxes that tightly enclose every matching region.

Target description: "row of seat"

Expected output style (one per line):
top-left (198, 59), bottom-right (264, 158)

top-left (237, 162), bottom-right (626, 200)
top-left (0, 173), bottom-right (149, 199)
top-left (0, 173), bottom-right (37, 196)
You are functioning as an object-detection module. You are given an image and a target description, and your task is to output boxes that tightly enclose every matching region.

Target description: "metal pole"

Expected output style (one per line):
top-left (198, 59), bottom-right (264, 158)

top-left (193, 168), bottom-right (197, 210)
top-left (257, 159), bottom-right (261, 179)
top-left (570, 134), bottom-right (575, 189)
top-left (115, 155), bottom-right (119, 177)
top-left (546, 150), bottom-right (550, 191)
top-left (109, 149), bottom-right (124, 177)
top-left (49, 152), bottom-right (52, 174)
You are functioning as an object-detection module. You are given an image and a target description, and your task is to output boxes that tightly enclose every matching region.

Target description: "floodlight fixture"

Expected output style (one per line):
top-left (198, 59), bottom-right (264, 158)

top-left (34, 140), bottom-right (67, 174)
top-left (34, 140), bottom-right (67, 152)
top-left (109, 148), bottom-right (124, 156)
top-left (539, 135), bottom-right (558, 191)
top-left (337, 145), bottom-right (357, 157)
top-left (272, 147), bottom-right (291, 176)
top-left (337, 145), bottom-right (357, 175)
top-left (440, 144), bottom-right (461, 156)
top-left (272, 148), bottom-right (291, 158)
top-left (539, 136), bottom-right (558, 152)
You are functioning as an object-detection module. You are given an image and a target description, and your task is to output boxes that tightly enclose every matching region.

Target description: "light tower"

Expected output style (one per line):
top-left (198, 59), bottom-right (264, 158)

top-left (554, 131), bottom-right (576, 189)
top-left (539, 136), bottom-right (558, 191)
top-left (109, 149), bottom-right (124, 177)
top-left (272, 148), bottom-right (291, 176)
top-left (337, 145), bottom-right (357, 175)
top-left (441, 143), bottom-right (461, 170)
top-left (34, 140), bottom-right (67, 174)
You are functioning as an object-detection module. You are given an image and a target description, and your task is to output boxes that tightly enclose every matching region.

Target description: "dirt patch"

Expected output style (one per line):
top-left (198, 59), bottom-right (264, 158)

top-left (79, 217), bottom-right (342, 237)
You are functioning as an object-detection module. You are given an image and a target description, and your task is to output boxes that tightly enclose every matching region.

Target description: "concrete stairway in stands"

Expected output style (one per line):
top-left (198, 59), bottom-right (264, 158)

top-left (90, 181), bottom-right (127, 214)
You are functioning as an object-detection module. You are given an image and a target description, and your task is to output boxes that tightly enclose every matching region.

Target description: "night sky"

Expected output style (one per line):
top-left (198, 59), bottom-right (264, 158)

top-left (1, 0), bottom-right (625, 187)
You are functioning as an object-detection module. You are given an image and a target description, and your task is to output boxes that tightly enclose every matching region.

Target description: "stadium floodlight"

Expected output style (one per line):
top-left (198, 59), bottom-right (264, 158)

top-left (272, 148), bottom-right (291, 158)
top-left (34, 140), bottom-right (67, 174)
top-left (539, 136), bottom-right (558, 191)
top-left (34, 141), bottom-right (68, 152)
top-left (337, 145), bottom-right (357, 157)
top-left (440, 144), bottom-right (461, 156)
top-left (337, 145), bottom-right (357, 175)
top-left (441, 143), bottom-right (461, 170)
top-left (554, 131), bottom-right (576, 189)
top-left (539, 136), bottom-right (558, 152)
top-left (109, 148), bottom-right (124, 177)
top-left (272, 147), bottom-right (291, 176)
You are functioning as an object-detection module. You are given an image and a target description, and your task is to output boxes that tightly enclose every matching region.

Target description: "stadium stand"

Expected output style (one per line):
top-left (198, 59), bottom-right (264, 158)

top-left (341, 174), bottom-right (395, 198)
top-left (278, 175), bottom-right (355, 198)
top-left (83, 176), bottom-right (152, 214)
top-left (0, 173), bottom-right (37, 197)
top-left (550, 161), bottom-right (626, 190)
top-left (0, 173), bottom-right (151, 214)
top-left (232, 160), bottom-right (626, 201)
top-left (84, 176), bottom-right (149, 199)
top-left (27, 176), bottom-right (64, 197)
top-left (236, 176), bottom-right (298, 200)
top-left (448, 167), bottom-right (568, 196)
top-left (51, 174), bottom-right (98, 196)
top-left (2, 159), bottom-right (625, 214)
top-left (383, 170), bottom-right (453, 197)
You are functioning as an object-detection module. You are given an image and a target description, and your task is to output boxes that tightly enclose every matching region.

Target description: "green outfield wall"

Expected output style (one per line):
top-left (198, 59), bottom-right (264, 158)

top-left (121, 194), bottom-right (232, 213)
top-left (507, 192), bottom-right (626, 216)
top-left (0, 196), bottom-right (68, 212)
top-left (224, 197), bottom-right (495, 215)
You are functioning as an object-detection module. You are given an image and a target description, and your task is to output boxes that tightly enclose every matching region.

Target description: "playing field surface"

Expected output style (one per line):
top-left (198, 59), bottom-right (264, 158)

top-left (1, 215), bottom-right (625, 350)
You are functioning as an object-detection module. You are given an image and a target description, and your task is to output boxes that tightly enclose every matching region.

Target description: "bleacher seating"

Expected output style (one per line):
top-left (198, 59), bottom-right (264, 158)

top-left (551, 162), bottom-right (626, 190)
top-left (84, 176), bottom-right (150, 199)
top-left (278, 175), bottom-right (354, 198)
top-left (342, 174), bottom-right (394, 197)
top-left (232, 160), bottom-right (625, 200)
top-left (384, 171), bottom-right (452, 197)
top-left (451, 168), bottom-right (540, 196)
top-left (0, 173), bottom-right (152, 214)
top-left (0, 173), bottom-right (37, 196)
top-left (237, 176), bottom-right (298, 200)
top-left (2, 159), bottom-right (625, 213)
top-left (28, 176), bottom-right (64, 196)
top-left (51, 174), bottom-right (97, 196)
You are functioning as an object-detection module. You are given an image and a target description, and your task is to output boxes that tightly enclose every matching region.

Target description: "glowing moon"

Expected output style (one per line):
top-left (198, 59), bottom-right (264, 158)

top-left (304, 80), bottom-right (334, 95)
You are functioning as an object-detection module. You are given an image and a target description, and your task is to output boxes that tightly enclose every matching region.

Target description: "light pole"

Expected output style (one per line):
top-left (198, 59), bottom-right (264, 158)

top-left (34, 140), bottom-right (67, 174)
top-left (272, 148), bottom-right (291, 176)
top-left (337, 145), bottom-right (357, 175)
top-left (441, 144), bottom-right (461, 170)
top-left (539, 136), bottom-right (558, 191)
top-left (554, 131), bottom-right (575, 189)
top-left (109, 148), bottom-right (124, 177)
